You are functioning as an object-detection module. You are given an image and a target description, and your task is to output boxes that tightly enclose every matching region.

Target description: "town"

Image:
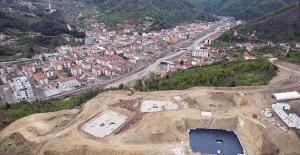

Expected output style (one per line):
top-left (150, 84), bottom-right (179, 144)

top-left (1, 14), bottom-right (299, 104)
top-left (0, 17), bottom-right (234, 103)
top-left (1, 15), bottom-right (300, 104)
top-left (1, 0), bottom-right (300, 155)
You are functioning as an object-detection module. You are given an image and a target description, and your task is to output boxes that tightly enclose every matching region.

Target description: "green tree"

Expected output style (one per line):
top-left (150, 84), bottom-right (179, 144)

top-left (42, 55), bottom-right (46, 61)
top-left (180, 60), bottom-right (184, 65)
top-left (134, 79), bottom-right (143, 91)
top-left (67, 71), bottom-right (72, 77)
top-left (118, 83), bottom-right (124, 90)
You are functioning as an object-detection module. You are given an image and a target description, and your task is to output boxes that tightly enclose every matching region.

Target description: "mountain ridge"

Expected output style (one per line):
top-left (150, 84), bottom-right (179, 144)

top-left (217, 2), bottom-right (300, 42)
top-left (188, 0), bottom-right (299, 20)
top-left (92, 0), bottom-right (217, 31)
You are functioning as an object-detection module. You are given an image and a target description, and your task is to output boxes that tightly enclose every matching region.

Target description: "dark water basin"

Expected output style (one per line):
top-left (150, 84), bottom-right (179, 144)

top-left (189, 128), bottom-right (244, 155)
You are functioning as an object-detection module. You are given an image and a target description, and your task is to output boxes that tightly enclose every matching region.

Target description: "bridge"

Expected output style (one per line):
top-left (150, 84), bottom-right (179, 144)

top-left (160, 60), bottom-right (172, 64)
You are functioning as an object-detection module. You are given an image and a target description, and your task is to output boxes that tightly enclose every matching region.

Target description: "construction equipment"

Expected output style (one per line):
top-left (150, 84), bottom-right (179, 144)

top-left (127, 88), bottom-right (135, 96)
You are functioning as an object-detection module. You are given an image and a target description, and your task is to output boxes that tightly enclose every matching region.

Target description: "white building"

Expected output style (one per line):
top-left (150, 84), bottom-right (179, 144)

top-left (289, 114), bottom-right (300, 129)
top-left (272, 91), bottom-right (300, 100)
top-left (57, 77), bottom-right (79, 88)
top-left (58, 45), bottom-right (73, 55)
top-left (70, 66), bottom-right (83, 76)
top-left (8, 76), bottom-right (35, 102)
top-left (192, 49), bottom-right (210, 57)
top-left (272, 103), bottom-right (300, 129)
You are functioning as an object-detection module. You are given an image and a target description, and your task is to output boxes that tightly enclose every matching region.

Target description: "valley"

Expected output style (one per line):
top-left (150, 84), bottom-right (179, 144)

top-left (1, 1), bottom-right (300, 155)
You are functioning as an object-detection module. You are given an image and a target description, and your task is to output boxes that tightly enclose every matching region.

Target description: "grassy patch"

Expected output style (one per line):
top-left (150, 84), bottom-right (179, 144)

top-left (279, 50), bottom-right (300, 64)
top-left (210, 41), bottom-right (235, 48)
top-left (0, 133), bottom-right (32, 155)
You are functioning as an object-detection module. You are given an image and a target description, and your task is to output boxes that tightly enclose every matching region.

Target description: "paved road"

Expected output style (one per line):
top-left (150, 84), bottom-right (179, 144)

top-left (0, 58), bottom-right (33, 64)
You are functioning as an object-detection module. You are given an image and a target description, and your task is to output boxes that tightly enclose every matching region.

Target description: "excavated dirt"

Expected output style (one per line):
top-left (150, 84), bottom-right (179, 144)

top-left (184, 98), bottom-right (197, 108)
top-left (0, 67), bottom-right (300, 155)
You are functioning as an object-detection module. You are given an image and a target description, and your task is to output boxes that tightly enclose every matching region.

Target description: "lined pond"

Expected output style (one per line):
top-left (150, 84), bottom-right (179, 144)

top-left (189, 128), bottom-right (244, 155)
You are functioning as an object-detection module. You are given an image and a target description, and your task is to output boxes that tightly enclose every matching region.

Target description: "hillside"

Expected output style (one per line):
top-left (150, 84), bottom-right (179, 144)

top-left (134, 60), bottom-right (277, 91)
top-left (251, 3), bottom-right (300, 41)
top-left (0, 2), bottom-right (85, 59)
top-left (1, 73), bottom-right (300, 155)
top-left (188, 0), bottom-right (299, 20)
top-left (93, 0), bottom-right (217, 31)
top-left (218, 3), bottom-right (300, 42)
top-left (0, 5), bottom-right (84, 37)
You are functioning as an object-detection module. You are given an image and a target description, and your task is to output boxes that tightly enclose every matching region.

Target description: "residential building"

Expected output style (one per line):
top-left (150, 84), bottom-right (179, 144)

top-left (60, 58), bottom-right (72, 69)
top-left (170, 37), bottom-right (178, 42)
top-left (124, 51), bottom-right (134, 58)
top-left (85, 36), bottom-right (93, 45)
top-left (8, 76), bottom-right (35, 102)
top-left (42, 65), bottom-right (50, 72)
top-left (192, 49), bottom-right (210, 57)
top-left (71, 66), bottom-right (83, 76)
top-left (22, 65), bottom-right (36, 78)
top-left (57, 77), bottom-right (79, 88)
top-left (76, 59), bottom-right (85, 65)
top-left (51, 60), bottom-right (63, 71)
top-left (104, 68), bottom-right (117, 77)
top-left (58, 45), bottom-right (73, 55)
top-left (81, 61), bottom-right (92, 70)
top-left (92, 65), bottom-right (107, 76)
top-left (45, 70), bottom-right (54, 78)
top-left (33, 73), bottom-right (49, 86)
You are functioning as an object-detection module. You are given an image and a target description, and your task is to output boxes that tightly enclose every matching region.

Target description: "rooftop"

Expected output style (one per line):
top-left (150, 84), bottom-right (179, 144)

top-left (58, 77), bottom-right (76, 83)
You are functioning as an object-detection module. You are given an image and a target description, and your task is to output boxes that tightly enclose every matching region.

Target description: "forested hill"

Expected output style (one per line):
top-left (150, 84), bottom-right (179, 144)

top-left (91, 0), bottom-right (217, 30)
top-left (218, 3), bottom-right (300, 42)
top-left (250, 3), bottom-right (300, 41)
top-left (0, 3), bottom-right (85, 38)
top-left (0, 2), bottom-right (85, 59)
top-left (188, 0), bottom-right (299, 20)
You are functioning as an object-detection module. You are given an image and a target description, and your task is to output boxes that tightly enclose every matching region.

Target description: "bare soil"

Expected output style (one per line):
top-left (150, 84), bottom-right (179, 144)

top-left (0, 66), bottom-right (300, 155)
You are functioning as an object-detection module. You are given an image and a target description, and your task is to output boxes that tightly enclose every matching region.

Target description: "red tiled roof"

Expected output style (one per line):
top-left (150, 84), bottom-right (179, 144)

top-left (34, 73), bottom-right (47, 80)
top-left (70, 66), bottom-right (81, 70)
top-left (81, 61), bottom-right (91, 66)
top-left (58, 77), bottom-right (75, 83)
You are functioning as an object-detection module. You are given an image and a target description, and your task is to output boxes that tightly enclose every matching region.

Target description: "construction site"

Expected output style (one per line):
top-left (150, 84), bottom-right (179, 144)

top-left (0, 66), bottom-right (300, 155)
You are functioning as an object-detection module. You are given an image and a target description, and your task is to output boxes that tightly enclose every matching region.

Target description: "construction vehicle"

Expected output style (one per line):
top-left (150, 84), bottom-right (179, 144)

top-left (127, 88), bottom-right (135, 96)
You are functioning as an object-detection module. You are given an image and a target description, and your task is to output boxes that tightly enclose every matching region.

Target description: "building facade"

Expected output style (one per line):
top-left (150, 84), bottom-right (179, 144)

top-left (8, 76), bottom-right (35, 102)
